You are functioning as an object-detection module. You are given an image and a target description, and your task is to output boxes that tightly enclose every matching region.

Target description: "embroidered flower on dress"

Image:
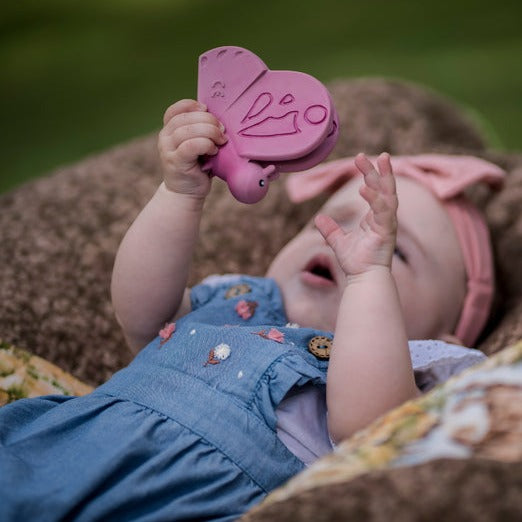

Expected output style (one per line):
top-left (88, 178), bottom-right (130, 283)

top-left (235, 300), bottom-right (258, 319)
top-left (251, 328), bottom-right (285, 343)
top-left (159, 322), bottom-right (176, 345)
top-left (267, 328), bottom-right (285, 343)
top-left (214, 343), bottom-right (231, 360)
top-left (204, 343), bottom-right (231, 366)
top-left (285, 322), bottom-right (300, 329)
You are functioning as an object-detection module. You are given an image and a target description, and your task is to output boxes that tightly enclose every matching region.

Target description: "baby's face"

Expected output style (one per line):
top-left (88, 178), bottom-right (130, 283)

top-left (267, 176), bottom-right (467, 340)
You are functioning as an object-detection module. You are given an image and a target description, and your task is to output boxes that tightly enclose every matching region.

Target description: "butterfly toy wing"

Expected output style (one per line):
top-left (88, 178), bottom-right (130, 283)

top-left (198, 46), bottom-right (339, 203)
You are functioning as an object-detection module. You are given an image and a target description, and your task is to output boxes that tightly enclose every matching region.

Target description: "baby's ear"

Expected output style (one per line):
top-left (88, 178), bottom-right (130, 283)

top-left (438, 333), bottom-right (464, 346)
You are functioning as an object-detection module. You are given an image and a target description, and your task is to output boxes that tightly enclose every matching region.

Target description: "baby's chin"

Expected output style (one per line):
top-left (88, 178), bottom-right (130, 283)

top-left (284, 304), bottom-right (336, 333)
top-left (272, 280), bottom-right (336, 332)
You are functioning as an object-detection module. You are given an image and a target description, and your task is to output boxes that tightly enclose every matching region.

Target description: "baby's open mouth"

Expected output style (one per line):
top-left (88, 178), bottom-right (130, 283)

top-left (310, 264), bottom-right (334, 280)
top-left (301, 256), bottom-right (336, 287)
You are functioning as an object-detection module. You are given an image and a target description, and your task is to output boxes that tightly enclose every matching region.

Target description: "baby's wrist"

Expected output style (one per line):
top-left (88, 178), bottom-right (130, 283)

top-left (344, 265), bottom-right (393, 286)
top-left (158, 182), bottom-right (207, 213)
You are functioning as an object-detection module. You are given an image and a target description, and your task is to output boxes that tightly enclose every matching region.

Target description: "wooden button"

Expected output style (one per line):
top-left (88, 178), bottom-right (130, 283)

top-left (225, 283), bottom-right (252, 299)
top-left (308, 336), bottom-right (332, 360)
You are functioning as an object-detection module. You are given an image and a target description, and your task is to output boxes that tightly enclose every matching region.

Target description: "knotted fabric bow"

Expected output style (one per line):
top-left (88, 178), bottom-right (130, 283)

top-left (286, 154), bottom-right (505, 347)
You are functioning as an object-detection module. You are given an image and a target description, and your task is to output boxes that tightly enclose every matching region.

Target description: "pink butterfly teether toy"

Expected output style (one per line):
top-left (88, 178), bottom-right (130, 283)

top-left (198, 46), bottom-right (339, 203)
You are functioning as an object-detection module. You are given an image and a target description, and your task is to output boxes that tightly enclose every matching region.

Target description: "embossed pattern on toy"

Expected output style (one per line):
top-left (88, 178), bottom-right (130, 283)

top-left (198, 46), bottom-right (339, 203)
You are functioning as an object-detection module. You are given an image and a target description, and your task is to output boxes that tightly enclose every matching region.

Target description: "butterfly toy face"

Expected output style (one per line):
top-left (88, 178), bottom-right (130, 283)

top-left (198, 46), bottom-right (339, 204)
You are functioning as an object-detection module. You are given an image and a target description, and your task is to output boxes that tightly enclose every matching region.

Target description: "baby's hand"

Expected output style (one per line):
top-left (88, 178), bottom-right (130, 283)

top-left (158, 99), bottom-right (228, 199)
top-left (315, 152), bottom-right (398, 278)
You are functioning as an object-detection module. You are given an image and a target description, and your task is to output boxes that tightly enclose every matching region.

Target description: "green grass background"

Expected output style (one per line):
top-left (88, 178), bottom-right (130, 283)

top-left (1, 0), bottom-right (521, 193)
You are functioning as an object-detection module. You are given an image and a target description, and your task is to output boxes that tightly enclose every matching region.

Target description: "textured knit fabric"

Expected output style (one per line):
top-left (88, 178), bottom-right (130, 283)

top-left (0, 276), bottom-right (330, 521)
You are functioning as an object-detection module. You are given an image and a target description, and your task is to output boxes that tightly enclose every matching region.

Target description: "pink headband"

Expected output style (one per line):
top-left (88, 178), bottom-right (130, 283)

top-left (286, 154), bottom-right (505, 346)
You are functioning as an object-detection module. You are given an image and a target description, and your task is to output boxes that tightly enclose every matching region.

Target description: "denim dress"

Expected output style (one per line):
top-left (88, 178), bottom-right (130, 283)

top-left (0, 276), bottom-right (331, 521)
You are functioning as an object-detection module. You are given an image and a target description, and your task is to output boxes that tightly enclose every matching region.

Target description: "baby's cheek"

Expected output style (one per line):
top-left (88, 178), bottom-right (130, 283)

top-left (393, 274), bottom-right (421, 329)
top-left (297, 296), bottom-right (339, 331)
top-left (400, 286), bottom-right (444, 339)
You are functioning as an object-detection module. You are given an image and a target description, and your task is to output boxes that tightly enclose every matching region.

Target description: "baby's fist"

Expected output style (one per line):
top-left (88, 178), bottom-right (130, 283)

top-left (158, 99), bottom-right (227, 199)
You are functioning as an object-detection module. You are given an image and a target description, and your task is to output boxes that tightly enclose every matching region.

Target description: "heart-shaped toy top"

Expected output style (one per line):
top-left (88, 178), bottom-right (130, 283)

top-left (198, 46), bottom-right (339, 203)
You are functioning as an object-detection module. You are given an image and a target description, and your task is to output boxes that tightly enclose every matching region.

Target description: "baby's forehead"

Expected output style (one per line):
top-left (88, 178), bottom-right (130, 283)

top-left (322, 175), bottom-right (445, 215)
top-left (320, 176), bottom-right (363, 210)
top-left (320, 175), bottom-right (458, 256)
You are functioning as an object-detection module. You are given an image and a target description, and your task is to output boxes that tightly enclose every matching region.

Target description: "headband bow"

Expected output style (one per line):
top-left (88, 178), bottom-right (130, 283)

top-left (286, 154), bottom-right (505, 346)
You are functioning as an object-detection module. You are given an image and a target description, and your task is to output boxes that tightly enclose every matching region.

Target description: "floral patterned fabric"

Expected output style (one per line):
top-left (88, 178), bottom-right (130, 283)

top-left (0, 341), bottom-right (92, 405)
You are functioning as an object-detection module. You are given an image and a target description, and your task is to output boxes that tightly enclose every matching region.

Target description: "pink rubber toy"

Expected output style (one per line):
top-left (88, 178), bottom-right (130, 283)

top-left (198, 46), bottom-right (339, 203)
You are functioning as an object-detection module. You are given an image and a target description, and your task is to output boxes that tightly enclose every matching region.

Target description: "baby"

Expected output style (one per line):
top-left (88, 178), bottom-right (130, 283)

top-left (0, 99), bottom-right (504, 521)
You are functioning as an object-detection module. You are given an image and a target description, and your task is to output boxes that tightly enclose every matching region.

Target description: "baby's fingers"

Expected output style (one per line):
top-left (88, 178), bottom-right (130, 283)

top-left (314, 214), bottom-right (346, 251)
top-left (355, 152), bottom-right (395, 193)
top-left (174, 137), bottom-right (219, 163)
top-left (167, 122), bottom-right (227, 150)
top-left (162, 109), bottom-right (224, 138)
top-left (355, 153), bottom-right (381, 191)
top-left (359, 181), bottom-right (397, 229)
top-left (359, 184), bottom-right (387, 213)
top-left (376, 152), bottom-right (396, 195)
top-left (356, 153), bottom-right (397, 211)
top-left (163, 99), bottom-right (206, 126)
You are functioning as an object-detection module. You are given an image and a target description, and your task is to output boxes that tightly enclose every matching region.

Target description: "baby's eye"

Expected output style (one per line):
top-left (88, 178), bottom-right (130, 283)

top-left (393, 246), bottom-right (408, 263)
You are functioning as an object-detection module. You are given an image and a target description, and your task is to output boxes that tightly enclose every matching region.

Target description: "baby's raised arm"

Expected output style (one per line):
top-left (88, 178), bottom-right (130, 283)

top-left (111, 99), bottom-right (227, 352)
top-left (315, 153), bottom-right (420, 442)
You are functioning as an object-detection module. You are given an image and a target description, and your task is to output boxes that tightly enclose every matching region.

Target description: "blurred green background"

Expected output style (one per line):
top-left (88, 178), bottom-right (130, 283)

top-left (1, 0), bottom-right (521, 193)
